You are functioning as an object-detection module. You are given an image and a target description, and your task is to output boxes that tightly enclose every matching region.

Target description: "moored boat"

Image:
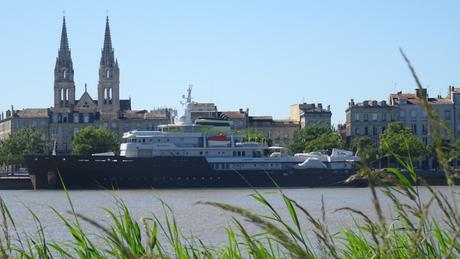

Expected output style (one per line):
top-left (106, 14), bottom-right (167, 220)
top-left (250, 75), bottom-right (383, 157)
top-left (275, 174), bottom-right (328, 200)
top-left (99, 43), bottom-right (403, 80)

top-left (25, 87), bottom-right (366, 189)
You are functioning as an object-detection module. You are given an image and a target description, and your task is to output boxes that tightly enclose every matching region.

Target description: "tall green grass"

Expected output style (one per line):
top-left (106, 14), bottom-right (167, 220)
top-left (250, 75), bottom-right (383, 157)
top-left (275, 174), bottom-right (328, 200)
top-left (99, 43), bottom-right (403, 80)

top-left (0, 52), bottom-right (459, 258)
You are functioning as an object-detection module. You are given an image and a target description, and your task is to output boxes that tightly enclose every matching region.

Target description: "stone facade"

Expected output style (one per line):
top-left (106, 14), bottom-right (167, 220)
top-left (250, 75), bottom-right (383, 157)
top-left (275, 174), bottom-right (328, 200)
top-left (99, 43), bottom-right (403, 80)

top-left (345, 87), bottom-right (460, 146)
top-left (345, 99), bottom-right (399, 145)
top-left (290, 103), bottom-right (331, 128)
top-left (0, 108), bottom-right (50, 141)
top-left (389, 88), bottom-right (458, 145)
top-left (0, 16), bottom-right (174, 154)
top-left (219, 109), bottom-right (249, 129)
top-left (190, 102), bottom-right (218, 122)
top-left (248, 116), bottom-right (299, 147)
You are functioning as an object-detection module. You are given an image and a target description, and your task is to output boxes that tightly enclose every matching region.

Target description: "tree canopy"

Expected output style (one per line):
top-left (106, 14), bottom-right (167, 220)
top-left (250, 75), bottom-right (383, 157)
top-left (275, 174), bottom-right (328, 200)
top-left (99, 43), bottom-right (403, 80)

top-left (289, 125), bottom-right (343, 154)
top-left (351, 136), bottom-right (379, 163)
top-left (243, 128), bottom-right (272, 146)
top-left (380, 122), bottom-right (428, 160)
top-left (72, 127), bottom-right (119, 155)
top-left (0, 128), bottom-right (49, 165)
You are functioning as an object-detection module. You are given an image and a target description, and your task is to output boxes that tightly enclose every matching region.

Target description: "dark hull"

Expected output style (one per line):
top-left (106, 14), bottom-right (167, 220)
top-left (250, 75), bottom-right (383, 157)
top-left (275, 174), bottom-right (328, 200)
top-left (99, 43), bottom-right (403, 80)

top-left (24, 155), bottom-right (366, 189)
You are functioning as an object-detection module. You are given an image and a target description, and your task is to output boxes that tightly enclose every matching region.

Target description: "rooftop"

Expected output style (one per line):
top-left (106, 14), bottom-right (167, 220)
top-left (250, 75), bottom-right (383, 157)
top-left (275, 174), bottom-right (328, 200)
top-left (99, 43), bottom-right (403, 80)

top-left (389, 93), bottom-right (452, 105)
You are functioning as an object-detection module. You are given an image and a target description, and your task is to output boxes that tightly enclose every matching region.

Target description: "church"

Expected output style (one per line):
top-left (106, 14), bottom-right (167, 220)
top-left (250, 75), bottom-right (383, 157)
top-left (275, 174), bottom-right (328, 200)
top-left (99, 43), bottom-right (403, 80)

top-left (0, 17), bottom-right (174, 154)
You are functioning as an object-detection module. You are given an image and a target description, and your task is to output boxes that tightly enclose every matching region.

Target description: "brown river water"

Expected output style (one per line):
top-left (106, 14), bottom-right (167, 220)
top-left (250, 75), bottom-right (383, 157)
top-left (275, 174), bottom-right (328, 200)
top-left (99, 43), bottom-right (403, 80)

top-left (0, 187), bottom-right (459, 247)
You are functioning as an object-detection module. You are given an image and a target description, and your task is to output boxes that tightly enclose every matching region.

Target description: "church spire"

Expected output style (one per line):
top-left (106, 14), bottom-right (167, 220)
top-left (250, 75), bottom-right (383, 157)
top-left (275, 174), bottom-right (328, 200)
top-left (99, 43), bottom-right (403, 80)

top-left (57, 16), bottom-right (72, 67)
top-left (54, 16), bottom-right (75, 108)
top-left (101, 16), bottom-right (115, 66)
top-left (98, 16), bottom-right (120, 114)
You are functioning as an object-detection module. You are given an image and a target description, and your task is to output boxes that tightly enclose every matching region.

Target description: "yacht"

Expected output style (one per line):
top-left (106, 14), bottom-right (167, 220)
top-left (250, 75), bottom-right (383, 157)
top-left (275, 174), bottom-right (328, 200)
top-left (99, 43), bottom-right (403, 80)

top-left (25, 87), bottom-right (363, 189)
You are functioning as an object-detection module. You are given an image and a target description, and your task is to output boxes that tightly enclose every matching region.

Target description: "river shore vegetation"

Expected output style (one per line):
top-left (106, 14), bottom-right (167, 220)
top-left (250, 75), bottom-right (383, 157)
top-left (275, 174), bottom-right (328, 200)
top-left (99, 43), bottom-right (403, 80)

top-left (0, 51), bottom-right (459, 258)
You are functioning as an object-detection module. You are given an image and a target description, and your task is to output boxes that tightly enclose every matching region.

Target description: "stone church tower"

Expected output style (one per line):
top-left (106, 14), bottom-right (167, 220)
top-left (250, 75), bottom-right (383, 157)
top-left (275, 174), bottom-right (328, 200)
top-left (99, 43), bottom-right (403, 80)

top-left (54, 16), bottom-right (76, 108)
top-left (97, 16), bottom-right (120, 116)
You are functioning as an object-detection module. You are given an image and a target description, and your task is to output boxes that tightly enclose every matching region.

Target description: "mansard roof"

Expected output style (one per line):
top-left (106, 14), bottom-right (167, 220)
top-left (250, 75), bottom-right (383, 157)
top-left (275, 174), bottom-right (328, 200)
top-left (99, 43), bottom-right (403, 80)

top-left (121, 110), bottom-right (169, 120)
top-left (15, 108), bottom-right (49, 118)
top-left (389, 93), bottom-right (452, 105)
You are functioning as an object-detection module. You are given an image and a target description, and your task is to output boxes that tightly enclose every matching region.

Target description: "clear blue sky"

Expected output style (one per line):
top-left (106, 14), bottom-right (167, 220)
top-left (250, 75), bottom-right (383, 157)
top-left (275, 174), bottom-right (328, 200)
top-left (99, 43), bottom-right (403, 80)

top-left (1, 0), bottom-right (459, 125)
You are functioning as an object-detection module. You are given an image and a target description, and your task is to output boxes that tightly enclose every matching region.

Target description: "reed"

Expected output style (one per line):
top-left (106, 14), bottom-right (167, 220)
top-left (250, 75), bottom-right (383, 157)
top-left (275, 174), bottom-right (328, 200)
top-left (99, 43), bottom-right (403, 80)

top-left (0, 52), bottom-right (459, 258)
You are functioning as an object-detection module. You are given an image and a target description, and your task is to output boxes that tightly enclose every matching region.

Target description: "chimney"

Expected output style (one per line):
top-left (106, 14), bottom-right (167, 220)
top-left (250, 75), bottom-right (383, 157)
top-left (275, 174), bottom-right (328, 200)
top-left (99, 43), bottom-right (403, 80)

top-left (318, 103), bottom-right (323, 111)
top-left (415, 88), bottom-right (428, 99)
top-left (372, 100), bottom-right (378, 106)
top-left (350, 99), bottom-right (355, 107)
top-left (239, 108), bottom-right (243, 113)
top-left (327, 105), bottom-right (330, 111)
top-left (363, 100), bottom-right (369, 106)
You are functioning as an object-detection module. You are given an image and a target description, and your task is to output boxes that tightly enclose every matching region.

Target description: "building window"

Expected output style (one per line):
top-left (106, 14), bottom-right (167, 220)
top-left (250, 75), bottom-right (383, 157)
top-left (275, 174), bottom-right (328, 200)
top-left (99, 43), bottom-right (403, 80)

top-left (400, 110), bottom-right (406, 120)
top-left (364, 127), bottom-right (368, 135)
top-left (83, 114), bottom-right (90, 123)
top-left (73, 113), bottom-right (79, 123)
top-left (410, 110), bottom-right (417, 121)
top-left (372, 126), bottom-right (377, 135)
top-left (422, 111), bottom-right (427, 120)
top-left (353, 113), bottom-right (359, 121)
top-left (422, 124), bottom-right (428, 135)
top-left (363, 113), bottom-right (368, 121)
top-left (411, 124), bottom-right (417, 134)
top-left (445, 110), bottom-right (451, 121)
top-left (372, 113), bottom-right (378, 121)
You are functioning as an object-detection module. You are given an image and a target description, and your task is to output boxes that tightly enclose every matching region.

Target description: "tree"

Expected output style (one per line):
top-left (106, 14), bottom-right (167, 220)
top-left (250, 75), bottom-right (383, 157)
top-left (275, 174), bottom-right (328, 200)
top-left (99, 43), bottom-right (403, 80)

top-left (72, 127), bottom-right (119, 155)
top-left (243, 128), bottom-right (272, 146)
top-left (379, 122), bottom-right (428, 160)
top-left (0, 128), bottom-right (49, 165)
top-left (289, 125), bottom-right (343, 153)
top-left (351, 136), bottom-right (379, 163)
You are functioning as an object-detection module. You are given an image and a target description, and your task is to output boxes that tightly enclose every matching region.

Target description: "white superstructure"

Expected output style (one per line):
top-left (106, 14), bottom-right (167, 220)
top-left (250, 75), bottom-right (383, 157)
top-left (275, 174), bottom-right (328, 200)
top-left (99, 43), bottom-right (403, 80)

top-left (119, 87), bottom-right (359, 171)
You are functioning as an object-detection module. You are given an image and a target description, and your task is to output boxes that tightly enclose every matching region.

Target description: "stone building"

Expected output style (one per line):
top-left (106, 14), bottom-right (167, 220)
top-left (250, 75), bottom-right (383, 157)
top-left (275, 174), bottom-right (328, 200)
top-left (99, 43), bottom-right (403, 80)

top-left (0, 16), bottom-right (174, 154)
top-left (190, 102), bottom-right (218, 122)
top-left (344, 99), bottom-right (399, 145)
top-left (389, 88), bottom-right (457, 145)
top-left (290, 103), bottom-right (331, 128)
top-left (0, 108), bottom-right (50, 141)
top-left (248, 116), bottom-right (299, 147)
top-left (345, 87), bottom-right (460, 146)
top-left (218, 109), bottom-right (249, 129)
